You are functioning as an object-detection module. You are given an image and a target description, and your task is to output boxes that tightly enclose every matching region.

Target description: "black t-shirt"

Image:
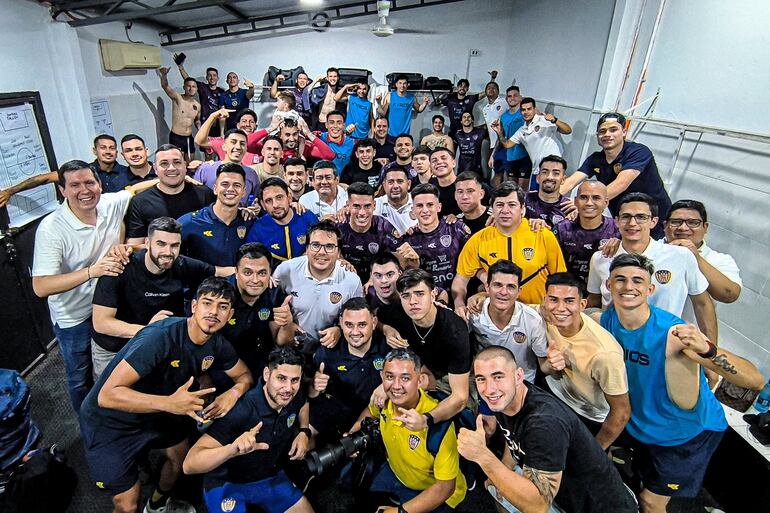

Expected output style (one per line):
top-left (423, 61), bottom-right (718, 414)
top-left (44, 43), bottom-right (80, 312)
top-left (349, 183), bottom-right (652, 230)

top-left (445, 93), bottom-right (480, 135)
top-left (80, 317), bottom-right (239, 435)
top-left (340, 161), bottom-right (383, 188)
top-left (92, 251), bottom-right (215, 352)
top-left (377, 305), bottom-right (470, 377)
top-left (313, 333), bottom-right (388, 416)
top-left (457, 209), bottom-right (491, 234)
top-left (455, 127), bottom-right (487, 173)
top-left (374, 137), bottom-right (396, 163)
top-left (495, 383), bottom-right (637, 513)
top-left (205, 380), bottom-right (306, 487)
top-left (126, 183), bottom-right (215, 239)
top-left (220, 285), bottom-right (287, 377)
top-left (429, 178), bottom-right (461, 218)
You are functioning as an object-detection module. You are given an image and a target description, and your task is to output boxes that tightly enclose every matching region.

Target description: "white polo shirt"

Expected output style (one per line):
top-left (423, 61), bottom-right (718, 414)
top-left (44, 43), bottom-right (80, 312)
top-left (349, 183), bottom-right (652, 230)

top-left (508, 114), bottom-right (562, 172)
top-left (374, 196), bottom-right (417, 234)
top-left (299, 186), bottom-right (348, 218)
top-left (587, 238), bottom-right (709, 316)
top-left (682, 242), bottom-right (742, 325)
top-left (32, 190), bottom-right (133, 327)
top-left (469, 299), bottom-right (547, 382)
top-left (482, 96), bottom-right (507, 148)
top-left (273, 255), bottom-right (363, 339)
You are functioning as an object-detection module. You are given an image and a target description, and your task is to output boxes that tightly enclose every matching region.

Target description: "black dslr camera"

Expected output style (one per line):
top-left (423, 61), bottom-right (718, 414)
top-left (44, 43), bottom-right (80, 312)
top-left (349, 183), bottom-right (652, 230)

top-left (305, 418), bottom-right (381, 477)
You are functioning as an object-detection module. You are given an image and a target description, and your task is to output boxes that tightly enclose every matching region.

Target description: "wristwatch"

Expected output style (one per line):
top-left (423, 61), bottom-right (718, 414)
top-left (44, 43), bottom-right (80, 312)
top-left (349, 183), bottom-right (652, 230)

top-left (298, 427), bottom-right (312, 438)
top-left (398, 505), bottom-right (409, 513)
top-left (424, 412), bottom-right (435, 428)
top-left (551, 116), bottom-right (559, 123)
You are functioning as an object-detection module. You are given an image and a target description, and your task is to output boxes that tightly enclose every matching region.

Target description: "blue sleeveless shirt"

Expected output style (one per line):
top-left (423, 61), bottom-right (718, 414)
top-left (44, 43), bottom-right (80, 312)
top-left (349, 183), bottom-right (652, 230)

top-left (387, 91), bottom-right (414, 137)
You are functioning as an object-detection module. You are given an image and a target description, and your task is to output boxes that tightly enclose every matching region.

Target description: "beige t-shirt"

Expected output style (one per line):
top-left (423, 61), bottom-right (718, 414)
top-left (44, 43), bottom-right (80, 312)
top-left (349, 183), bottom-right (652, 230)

top-left (254, 162), bottom-right (284, 183)
top-left (545, 312), bottom-right (628, 422)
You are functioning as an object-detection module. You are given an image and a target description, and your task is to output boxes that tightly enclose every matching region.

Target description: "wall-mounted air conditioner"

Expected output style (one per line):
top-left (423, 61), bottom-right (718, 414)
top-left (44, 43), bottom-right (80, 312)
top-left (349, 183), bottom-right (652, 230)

top-left (99, 39), bottom-right (161, 71)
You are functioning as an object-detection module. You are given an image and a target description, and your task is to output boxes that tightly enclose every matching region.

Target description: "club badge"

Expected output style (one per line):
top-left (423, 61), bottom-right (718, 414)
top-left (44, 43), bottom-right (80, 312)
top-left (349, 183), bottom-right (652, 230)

top-left (221, 498), bottom-right (237, 512)
top-left (287, 413), bottom-right (296, 428)
top-left (329, 291), bottom-right (343, 304)
top-left (655, 270), bottom-right (672, 284)
top-left (258, 308), bottom-right (270, 321)
top-left (513, 331), bottom-right (527, 344)
top-left (368, 242), bottom-right (380, 254)
top-left (409, 434), bottom-right (421, 450)
top-left (202, 355), bottom-right (215, 371)
top-left (613, 163), bottom-right (622, 174)
top-left (440, 234), bottom-right (452, 248)
top-left (373, 357), bottom-right (385, 371)
top-left (237, 226), bottom-right (247, 239)
top-left (522, 247), bottom-right (534, 261)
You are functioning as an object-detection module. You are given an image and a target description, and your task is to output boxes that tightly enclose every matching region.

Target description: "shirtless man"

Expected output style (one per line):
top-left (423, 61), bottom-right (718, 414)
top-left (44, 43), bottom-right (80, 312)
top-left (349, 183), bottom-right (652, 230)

top-left (160, 66), bottom-right (200, 162)
top-left (420, 115), bottom-right (455, 152)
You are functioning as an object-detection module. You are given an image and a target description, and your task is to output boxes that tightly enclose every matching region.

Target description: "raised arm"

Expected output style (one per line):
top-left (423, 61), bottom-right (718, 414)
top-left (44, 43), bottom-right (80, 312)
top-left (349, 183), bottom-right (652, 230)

top-left (270, 74), bottom-right (284, 100)
top-left (159, 67), bottom-right (181, 101)
top-left (414, 94), bottom-right (430, 113)
top-left (244, 79), bottom-right (255, 100)
top-left (0, 171), bottom-right (58, 208)
top-left (183, 424), bottom-right (269, 475)
top-left (559, 170), bottom-right (588, 196)
top-left (377, 93), bottom-right (390, 117)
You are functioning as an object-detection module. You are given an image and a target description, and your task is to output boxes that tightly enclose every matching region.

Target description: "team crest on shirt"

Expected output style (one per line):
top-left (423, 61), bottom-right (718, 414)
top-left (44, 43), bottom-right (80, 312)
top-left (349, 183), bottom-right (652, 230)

top-left (613, 163), bottom-right (622, 174)
top-left (237, 226), bottom-right (247, 239)
top-left (329, 291), bottom-right (343, 304)
top-left (373, 357), bottom-right (385, 371)
top-left (655, 270), bottom-right (672, 284)
top-left (599, 238), bottom-right (609, 248)
top-left (201, 356), bottom-right (215, 371)
top-left (552, 215), bottom-right (564, 225)
top-left (440, 235), bottom-right (452, 248)
top-left (522, 247), bottom-right (535, 261)
top-left (593, 167), bottom-right (600, 175)
top-left (297, 235), bottom-right (307, 244)
top-left (203, 230), bottom-right (213, 237)
top-left (287, 413), bottom-right (297, 428)
top-left (221, 498), bottom-right (237, 512)
top-left (258, 308), bottom-right (270, 321)
top-left (534, 125), bottom-right (540, 132)
top-left (368, 242), bottom-right (380, 253)
top-left (513, 331), bottom-right (527, 344)
top-left (408, 434), bottom-right (421, 450)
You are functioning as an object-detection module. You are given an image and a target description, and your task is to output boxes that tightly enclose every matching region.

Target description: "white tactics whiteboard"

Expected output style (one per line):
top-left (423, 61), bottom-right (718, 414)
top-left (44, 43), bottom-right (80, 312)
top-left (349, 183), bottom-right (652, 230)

top-left (0, 102), bottom-right (57, 228)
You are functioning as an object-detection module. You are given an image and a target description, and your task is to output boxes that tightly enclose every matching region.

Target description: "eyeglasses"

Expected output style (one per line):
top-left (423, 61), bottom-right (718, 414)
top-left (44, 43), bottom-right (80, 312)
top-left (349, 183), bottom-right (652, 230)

top-left (667, 218), bottom-right (703, 228)
top-left (308, 242), bottom-right (338, 253)
top-left (618, 213), bottom-right (652, 224)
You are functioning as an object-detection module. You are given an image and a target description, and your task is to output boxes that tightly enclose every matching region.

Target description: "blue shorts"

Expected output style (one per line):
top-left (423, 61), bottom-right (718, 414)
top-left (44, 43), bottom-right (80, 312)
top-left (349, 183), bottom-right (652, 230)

top-left (80, 417), bottom-right (190, 494)
top-left (370, 462), bottom-right (453, 512)
top-left (633, 429), bottom-right (724, 498)
top-left (203, 471), bottom-right (304, 513)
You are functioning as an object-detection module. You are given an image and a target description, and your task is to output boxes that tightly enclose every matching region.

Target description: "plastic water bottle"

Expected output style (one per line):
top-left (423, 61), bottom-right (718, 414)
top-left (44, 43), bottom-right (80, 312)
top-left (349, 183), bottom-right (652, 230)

top-left (755, 379), bottom-right (770, 413)
top-left (247, 194), bottom-right (256, 207)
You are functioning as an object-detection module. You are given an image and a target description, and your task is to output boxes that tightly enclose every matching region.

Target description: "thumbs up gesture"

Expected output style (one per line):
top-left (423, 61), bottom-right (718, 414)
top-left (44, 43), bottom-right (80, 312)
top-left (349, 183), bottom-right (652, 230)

top-left (313, 362), bottom-right (330, 394)
top-left (458, 414), bottom-right (489, 463)
top-left (230, 421), bottom-right (270, 455)
top-left (547, 339), bottom-right (567, 372)
top-left (273, 295), bottom-right (293, 327)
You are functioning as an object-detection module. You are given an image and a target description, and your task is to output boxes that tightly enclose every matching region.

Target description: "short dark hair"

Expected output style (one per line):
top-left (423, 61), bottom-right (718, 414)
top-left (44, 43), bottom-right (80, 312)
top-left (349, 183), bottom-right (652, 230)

top-left (395, 133), bottom-right (413, 144)
top-left (461, 111), bottom-right (475, 120)
top-left (216, 162), bottom-right (246, 180)
top-left (312, 160), bottom-right (336, 174)
top-left (395, 74), bottom-right (409, 83)
top-left (120, 133), bottom-right (145, 147)
top-left (206, 67), bottom-right (218, 75)
top-left (457, 78), bottom-right (470, 88)
top-left (184, 77), bottom-right (197, 86)
top-left (195, 276), bottom-right (237, 305)
top-left (147, 216), bottom-right (182, 238)
top-left (356, 138), bottom-right (376, 151)
top-left (155, 143), bottom-right (182, 157)
top-left (484, 81), bottom-right (499, 91)
top-left (347, 182), bottom-right (375, 198)
top-left (491, 182), bottom-right (525, 205)
top-left (259, 176), bottom-right (289, 200)
top-left (326, 67), bottom-right (339, 75)
top-left (327, 110), bottom-right (345, 121)
top-left (383, 166), bottom-right (409, 181)
top-left (487, 259), bottom-right (522, 286)
top-left (411, 183), bottom-right (439, 200)
top-left (340, 297), bottom-right (373, 317)
top-left (384, 347), bottom-right (422, 371)
top-left (396, 268), bottom-right (435, 293)
top-left (224, 128), bottom-right (247, 141)
top-left (57, 159), bottom-right (98, 188)
top-left (455, 171), bottom-right (484, 187)
top-left (307, 219), bottom-right (342, 245)
top-left (506, 85), bottom-right (520, 94)
top-left (370, 252), bottom-right (402, 272)
top-left (412, 145), bottom-right (432, 158)
top-left (284, 157), bottom-right (306, 169)
top-left (262, 134), bottom-right (284, 149)
top-left (267, 346), bottom-right (304, 370)
top-left (430, 146), bottom-right (454, 159)
top-left (668, 199), bottom-right (707, 223)
top-left (235, 242), bottom-right (272, 268)
top-left (521, 97), bottom-right (536, 108)
top-left (539, 154), bottom-right (567, 171)
top-left (475, 345), bottom-right (518, 366)
top-left (609, 253), bottom-right (655, 277)
top-left (431, 114), bottom-right (445, 124)
top-left (597, 112), bottom-right (627, 130)
top-left (93, 134), bottom-right (116, 148)
top-left (545, 272), bottom-right (586, 298)
top-left (236, 108), bottom-right (257, 124)
top-left (617, 192), bottom-right (658, 218)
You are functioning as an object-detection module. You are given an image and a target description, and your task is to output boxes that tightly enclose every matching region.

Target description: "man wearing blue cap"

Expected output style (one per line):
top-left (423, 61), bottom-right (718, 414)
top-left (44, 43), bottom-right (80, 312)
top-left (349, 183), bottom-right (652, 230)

top-left (561, 112), bottom-right (671, 239)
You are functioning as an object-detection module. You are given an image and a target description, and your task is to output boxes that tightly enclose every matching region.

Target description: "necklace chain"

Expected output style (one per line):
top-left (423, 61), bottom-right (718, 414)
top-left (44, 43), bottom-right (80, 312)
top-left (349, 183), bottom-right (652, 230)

top-left (411, 320), bottom-right (434, 343)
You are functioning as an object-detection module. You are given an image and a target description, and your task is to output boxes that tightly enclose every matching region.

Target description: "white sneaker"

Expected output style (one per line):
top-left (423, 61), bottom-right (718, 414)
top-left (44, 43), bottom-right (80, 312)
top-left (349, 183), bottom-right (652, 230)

top-left (143, 498), bottom-right (196, 513)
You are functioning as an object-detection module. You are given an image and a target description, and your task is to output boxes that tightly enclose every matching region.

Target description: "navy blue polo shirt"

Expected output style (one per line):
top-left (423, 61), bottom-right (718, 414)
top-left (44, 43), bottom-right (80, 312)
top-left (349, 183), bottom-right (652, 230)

top-left (178, 204), bottom-right (253, 267)
top-left (245, 210), bottom-right (319, 266)
top-left (312, 333), bottom-right (388, 415)
top-left (220, 283), bottom-right (287, 376)
top-left (90, 160), bottom-right (131, 193)
top-left (204, 379), bottom-right (306, 487)
top-left (578, 140), bottom-right (672, 221)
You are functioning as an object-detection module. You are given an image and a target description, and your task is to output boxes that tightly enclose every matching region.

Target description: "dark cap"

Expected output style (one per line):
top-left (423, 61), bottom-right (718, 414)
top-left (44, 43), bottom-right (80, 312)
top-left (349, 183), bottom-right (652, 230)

top-left (596, 112), bottom-right (627, 130)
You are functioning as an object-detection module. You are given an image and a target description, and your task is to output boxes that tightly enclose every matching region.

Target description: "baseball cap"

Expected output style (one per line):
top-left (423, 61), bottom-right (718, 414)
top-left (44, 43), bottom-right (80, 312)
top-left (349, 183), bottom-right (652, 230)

top-left (596, 112), bottom-right (627, 130)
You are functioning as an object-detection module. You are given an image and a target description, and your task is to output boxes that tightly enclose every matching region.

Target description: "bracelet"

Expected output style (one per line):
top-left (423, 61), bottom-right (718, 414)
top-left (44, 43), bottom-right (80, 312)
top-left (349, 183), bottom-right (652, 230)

top-left (398, 505), bottom-right (409, 513)
top-left (86, 266), bottom-right (91, 280)
top-left (229, 388), bottom-right (241, 399)
top-left (298, 427), bottom-right (312, 438)
top-left (697, 340), bottom-right (718, 360)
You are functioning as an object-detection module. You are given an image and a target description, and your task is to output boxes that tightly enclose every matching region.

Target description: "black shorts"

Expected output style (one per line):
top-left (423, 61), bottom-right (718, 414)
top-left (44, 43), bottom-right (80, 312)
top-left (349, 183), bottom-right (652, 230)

top-left (81, 417), bottom-right (191, 494)
top-left (631, 429), bottom-right (724, 498)
top-left (169, 131), bottom-right (195, 155)
top-left (508, 155), bottom-right (533, 179)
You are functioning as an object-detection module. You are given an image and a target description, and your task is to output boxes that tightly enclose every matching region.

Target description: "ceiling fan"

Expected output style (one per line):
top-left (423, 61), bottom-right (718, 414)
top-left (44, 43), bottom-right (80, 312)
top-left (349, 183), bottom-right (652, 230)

top-left (370, 0), bottom-right (436, 37)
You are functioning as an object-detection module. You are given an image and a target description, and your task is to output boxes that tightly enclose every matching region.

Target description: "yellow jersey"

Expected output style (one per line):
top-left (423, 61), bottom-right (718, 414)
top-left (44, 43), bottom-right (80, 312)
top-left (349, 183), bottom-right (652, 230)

top-left (369, 390), bottom-right (467, 508)
top-left (456, 222), bottom-right (566, 304)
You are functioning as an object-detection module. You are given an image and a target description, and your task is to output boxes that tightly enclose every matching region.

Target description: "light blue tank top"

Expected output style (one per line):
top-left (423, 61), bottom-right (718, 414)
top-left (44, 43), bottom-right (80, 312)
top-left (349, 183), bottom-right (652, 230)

top-left (601, 306), bottom-right (727, 446)
top-left (388, 91), bottom-right (414, 137)
top-left (346, 95), bottom-right (372, 139)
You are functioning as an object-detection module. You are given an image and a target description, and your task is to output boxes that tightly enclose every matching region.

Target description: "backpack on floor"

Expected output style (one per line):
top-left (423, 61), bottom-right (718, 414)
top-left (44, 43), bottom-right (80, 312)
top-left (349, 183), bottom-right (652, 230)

top-left (0, 369), bottom-right (39, 471)
top-left (0, 445), bottom-right (77, 513)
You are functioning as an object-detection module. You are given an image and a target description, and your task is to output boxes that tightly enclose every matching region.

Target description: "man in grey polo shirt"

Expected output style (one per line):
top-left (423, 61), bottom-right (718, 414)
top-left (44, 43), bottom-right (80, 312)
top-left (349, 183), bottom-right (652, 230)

top-left (272, 220), bottom-right (363, 353)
